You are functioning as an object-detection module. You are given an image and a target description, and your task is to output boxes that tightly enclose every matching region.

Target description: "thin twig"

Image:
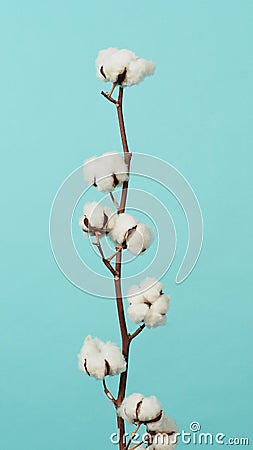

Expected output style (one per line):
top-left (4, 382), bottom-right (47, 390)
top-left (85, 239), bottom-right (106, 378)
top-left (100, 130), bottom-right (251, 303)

top-left (125, 423), bottom-right (141, 450)
top-left (102, 378), bottom-right (117, 406)
top-left (110, 191), bottom-right (120, 209)
top-left (129, 324), bottom-right (145, 342)
top-left (101, 90), bottom-right (118, 105)
top-left (93, 233), bottom-right (119, 277)
top-left (107, 245), bottom-right (123, 262)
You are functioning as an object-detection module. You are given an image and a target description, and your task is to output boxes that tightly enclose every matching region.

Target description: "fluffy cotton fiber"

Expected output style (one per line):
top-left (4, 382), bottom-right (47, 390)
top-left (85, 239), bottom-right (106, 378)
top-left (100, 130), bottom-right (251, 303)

top-left (96, 48), bottom-right (155, 86)
top-left (118, 393), bottom-right (162, 424)
top-left (79, 201), bottom-right (115, 236)
top-left (78, 336), bottom-right (126, 380)
top-left (109, 213), bottom-right (153, 255)
top-left (127, 278), bottom-right (170, 328)
top-left (84, 152), bottom-right (128, 192)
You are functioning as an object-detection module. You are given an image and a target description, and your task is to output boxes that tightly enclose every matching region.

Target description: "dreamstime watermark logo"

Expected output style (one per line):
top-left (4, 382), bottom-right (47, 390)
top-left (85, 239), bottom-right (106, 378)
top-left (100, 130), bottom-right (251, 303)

top-left (49, 153), bottom-right (203, 298)
top-left (110, 422), bottom-right (250, 446)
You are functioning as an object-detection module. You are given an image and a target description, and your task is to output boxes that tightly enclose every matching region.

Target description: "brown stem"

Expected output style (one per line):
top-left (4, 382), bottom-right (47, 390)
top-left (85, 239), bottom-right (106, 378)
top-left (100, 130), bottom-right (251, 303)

top-left (102, 378), bottom-right (117, 406)
top-left (93, 233), bottom-right (118, 277)
top-left (129, 324), bottom-right (146, 342)
top-left (101, 86), bottom-right (134, 450)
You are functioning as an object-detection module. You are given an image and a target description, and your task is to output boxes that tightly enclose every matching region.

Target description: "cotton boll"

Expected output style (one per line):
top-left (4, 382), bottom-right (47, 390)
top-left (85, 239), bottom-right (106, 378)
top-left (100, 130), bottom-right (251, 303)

top-left (140, 224), bottom-right (154, 251)
top-left (103, 342), bottom-right (126, 376)
top-left (125, 58), bottom-right (156, 86)
top-left (151, 295), bottom-right (170, 315)
top-left (96, 48), bottom-right (118, 81)
top-left (78, 336), bottom-right (126, 380)
top-left (110, 213), bottom-right (138, 244)
top-left (144, 310), bottom-right (167, 328)
top-left (117, 393), bottom-right (144, 423)
top-left (84, 152), bottom-right (128, 192)
top-left (140, 277), bottom-right (163, 303)
top-left (127, 303), bottom-right (149, 323)
top-left (127, 285), bottom-right (146, 304)
top-left (127, 223), bottom-right (153, 255)
top-left (138, 396), bottom-right (162, 422)
top-left (147, 412), bottom-right (177, 434)
top-left (96, 47), bottom-right (155, 87)
top-left (103, 49), bottom-right (136, 83)
top-left (84, 155), bottom-right (100, 185)
top-left (79, 202), bottom-right (114, 235)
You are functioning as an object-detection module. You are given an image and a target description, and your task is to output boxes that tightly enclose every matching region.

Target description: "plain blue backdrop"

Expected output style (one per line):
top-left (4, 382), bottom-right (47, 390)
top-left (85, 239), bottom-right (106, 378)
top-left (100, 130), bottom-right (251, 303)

top-left (0, 1), bottom-right (252, 449)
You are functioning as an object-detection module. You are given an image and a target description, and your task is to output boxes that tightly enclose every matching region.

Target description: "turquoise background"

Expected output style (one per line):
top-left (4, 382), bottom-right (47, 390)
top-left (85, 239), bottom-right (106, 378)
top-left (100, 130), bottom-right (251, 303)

top-left (1, 1), bottom-right (252, 449)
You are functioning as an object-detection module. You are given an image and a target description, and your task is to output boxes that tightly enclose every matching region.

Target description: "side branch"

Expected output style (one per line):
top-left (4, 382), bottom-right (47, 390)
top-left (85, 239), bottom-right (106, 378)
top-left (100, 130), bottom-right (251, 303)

top-left (129, 324), bottom-right (145, 342)
top-left (103, 378), bottom-right (117, 406)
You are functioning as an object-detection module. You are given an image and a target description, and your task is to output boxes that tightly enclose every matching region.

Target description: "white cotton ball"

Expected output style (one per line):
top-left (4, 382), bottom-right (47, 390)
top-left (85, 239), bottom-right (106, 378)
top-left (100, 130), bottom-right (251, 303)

top-left (110, 152), bottom-right (129, 184)
top-left (151, 295), bottom-right (170, 315)
top-left (103, 49), bottom-right (136, 83)
top-left (117, 393), bottom-right (144, 423)
top-left (96, 47), bottom-right (155, 87)
top-left (147, 412), bottom-right (178, 433)
top-left (127, 303), bottom-right (149, 323)
top-left (138, 396), bottom-right (162, 422)
top-left (78, 336), bottom-right (105, 379)
top-left (144, 310), bottom-right (167, 328)
top-left (103, 342), bottom-right (126, 376)
top-left (125, 58), bottom-right (156, 86)
top-left (140, 277), bottom-right (163, 303)
top-left (110, 213), bottom-right (138, 244)
top-left (127, 284), bottom-right (146, 305)
top-left (127, 223), bottom-right (153, 255)
top-left (78, 336), bottom-right (126, 380)
top-left (84, 152), bottom-right (128, 192)
top-left (84, 155), bottom-right (100, 185)
top-left (79, 202), bottom-right (115, 235)
top-left (96, 47), bottom-right (118, 81)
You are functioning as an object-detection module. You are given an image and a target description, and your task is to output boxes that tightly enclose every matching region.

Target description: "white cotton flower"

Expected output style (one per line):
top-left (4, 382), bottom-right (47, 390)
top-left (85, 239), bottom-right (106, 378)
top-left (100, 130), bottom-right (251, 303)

top-left (127, 303), bottom-right (149, 322)
top-left (79, 201), bottom-right (115, 236)
top-left (109, 213), bottom-right (153, 254)
top-left (118, 393), bottom-right (144, 423)
top-left (118, 394), bottom-right (162, 424)
top-left (84, 152), bottom-right (128, 192)
top-left (139, 277), bottom-right (163, 303)
top-left (127, 278), bottom-right (170, 328)
top-left (109, 213), bottom-right (138, 244)
top-left (147, 412), bottom-right (178, 434)
top-left (143, 310), bottom-right (167, 328)
top-left (137, 396), bottom-right (162, 422)
top-left (96, 47), bottom-right (155, 86)
top-left (78, 336), bottom-right (126, 380)
top-left (127, 223), bottom-right (154, 255)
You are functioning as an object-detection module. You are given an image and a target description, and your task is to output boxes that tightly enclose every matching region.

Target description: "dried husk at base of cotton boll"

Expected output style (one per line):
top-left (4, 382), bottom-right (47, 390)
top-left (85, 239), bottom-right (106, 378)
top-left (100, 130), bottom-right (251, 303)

top-left (79, 201), bottom-right (116, 236)
top-left (84, 152), bottom-right (128, 192)
top-left (78, 336), bottom-right (126, 380)
top-left (146, 412), bottom-right (178, 434)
